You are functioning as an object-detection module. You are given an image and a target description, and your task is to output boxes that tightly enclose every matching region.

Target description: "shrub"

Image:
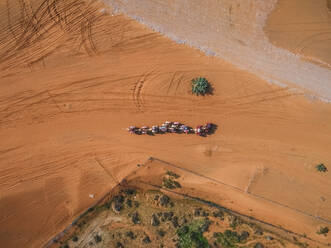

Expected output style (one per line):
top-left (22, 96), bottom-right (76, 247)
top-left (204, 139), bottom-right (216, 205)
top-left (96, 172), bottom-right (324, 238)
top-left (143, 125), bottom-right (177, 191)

top-left (166, 171), bottom-right (180, 178)
top-left (177, 219), bottom-right (210, 248)
top-left (126, 231), bottom-right (135, 239)
top-left (316, 163), bottom-right (328, 172)
top-left (214, 230), bottom-right (240, 248)
top-left (157, 229), bottom-right (166, 237)
top-left (132, 212), bottom-right (141, 224)
top-left (163, 177), bottom-right (181, 189)
top-left (142, 236), bottom-right (151, 244)
top-left (116, 242), bottom-right (124, 248)
top-left (191, 77), bottom-right (210, 96)
top-left (229, 216), bottom-right (242, 229)
top-left (123, 188), bottom-right (137, 195)
top-left (317, 226), bottom-right (329, 236)
top-left (151, 214), bottom-right (160, 226)
top-left (159, 195), bottom-right (171, 207)
top-left (94, 234), bottom-right (102, 243)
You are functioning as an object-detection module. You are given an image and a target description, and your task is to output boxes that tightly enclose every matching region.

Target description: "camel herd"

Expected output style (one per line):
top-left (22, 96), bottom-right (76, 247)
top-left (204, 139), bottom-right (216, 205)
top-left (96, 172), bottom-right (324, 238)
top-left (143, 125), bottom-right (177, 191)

top-left (127, 121), bottom-right (214, 136)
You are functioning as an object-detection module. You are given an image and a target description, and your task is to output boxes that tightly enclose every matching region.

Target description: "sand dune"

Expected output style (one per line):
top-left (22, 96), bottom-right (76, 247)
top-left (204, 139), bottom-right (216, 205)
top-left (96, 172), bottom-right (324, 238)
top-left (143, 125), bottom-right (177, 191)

top-left (0, 0), bottom-right (330, 247)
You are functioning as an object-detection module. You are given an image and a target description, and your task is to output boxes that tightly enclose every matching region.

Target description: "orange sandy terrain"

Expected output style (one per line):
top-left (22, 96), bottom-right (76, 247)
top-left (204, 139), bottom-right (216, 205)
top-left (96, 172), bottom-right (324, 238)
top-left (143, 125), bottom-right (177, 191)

top-left (265, 0), bottom-right (331, 67)
top-left (0, 0), bottom-right (331, 247)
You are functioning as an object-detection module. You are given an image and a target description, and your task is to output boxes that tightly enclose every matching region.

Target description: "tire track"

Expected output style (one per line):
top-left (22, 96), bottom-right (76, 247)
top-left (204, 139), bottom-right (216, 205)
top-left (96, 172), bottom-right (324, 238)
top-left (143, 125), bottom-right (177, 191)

top-left (166, 71), bottom-right (177, 95)
top-left (1, 0), bottom-right (102, 69)
top-left (294, 31), bottom-right (331, 55)
top-left (131, 68), bottom-right (158, 112)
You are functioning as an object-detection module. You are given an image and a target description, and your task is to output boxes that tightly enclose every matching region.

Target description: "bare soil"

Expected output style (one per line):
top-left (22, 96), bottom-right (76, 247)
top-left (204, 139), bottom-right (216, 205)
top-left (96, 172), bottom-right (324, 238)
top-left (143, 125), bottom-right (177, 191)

top-left (0, 1), bottom-right (330, 247)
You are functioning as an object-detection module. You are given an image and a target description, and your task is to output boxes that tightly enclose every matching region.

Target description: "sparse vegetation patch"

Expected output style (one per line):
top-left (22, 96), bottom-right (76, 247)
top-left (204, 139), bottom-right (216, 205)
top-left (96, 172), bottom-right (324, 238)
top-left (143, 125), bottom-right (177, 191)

top-left (316, 163), bottom-right (328, 172)
top-left (177, 219), bottom-right (210, 248)
top-left (54, 188), bottom-right (306, 248)
top-left (317, 226), bottom-right (329, 236)
top-left (163, 171), bottom-right (182, 189)
top-left (191, 77), bottom-right (210, 96)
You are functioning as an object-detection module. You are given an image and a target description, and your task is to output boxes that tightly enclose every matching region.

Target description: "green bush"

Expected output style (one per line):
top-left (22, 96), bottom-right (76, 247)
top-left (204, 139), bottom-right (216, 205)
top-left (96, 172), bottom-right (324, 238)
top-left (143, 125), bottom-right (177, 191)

top-left (214, 230), bottom-right (240, 248)
top-left (316, 163), bottom-right (327, 172)
top-left (317, 226), bottom-right (329, 236)
top-left (166, 171), bottom-right (180, 179)
top-left (162, 177), bottom-right (181, 189)
top-left (191, 77), bottom-right (210, 96)
top-left (177, 219), bottom-right (209, 248)
top-left (94, 234), bottom-right (102, 243)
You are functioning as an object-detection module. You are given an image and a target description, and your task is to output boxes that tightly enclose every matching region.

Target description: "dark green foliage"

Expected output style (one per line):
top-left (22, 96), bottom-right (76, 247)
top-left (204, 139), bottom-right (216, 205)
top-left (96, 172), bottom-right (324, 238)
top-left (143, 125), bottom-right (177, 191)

top-left (200, 218), bottom-right (212, 232)
top-left (142, 236), bottom-right (151, 244)
top-left (116, 241), bottom-right (124, 248)
top-left (94, 234), bottom-right (102, 243)
top-left (72, 236), bottom-right (78, 242)
top-left (239, 231), bottom-right (249, 242)
top-left (166, 171), bottom-right (180, 178)
top-left (229, 216), bottom-right (242, 229)
top-left (191, 77), bottom-right (210, 96)
top-left (159, 195), bottom-right (171, 207)
top-left (172, 216), bottom-right (179, 228)
top-left (163, 211), bottom-right (174, 221)
top-left (213, 229), bottom-right (248, 248)
top-left (123, 188), bottom-right (137, 195)
top-left (112, 195), bottom-right (125, 213)
top-left (126, 199), bottom-right (132, 208)
top-left (132, 212), bottom-right (140, 224)
top-left (126, 231), bottom-right (135, 239)
top-left (194, 208), bottom-right (202, 216)
top-left (151, 214), bottom-right (160, 226)
top-left (316, 163), bottom-right (328, 172)
top-left (177, 219), bottom-right (210, 248)
top-left (213, 210), bottom-right (224, 219)
top-left (157, 229), bottom-right (166, 237)
top-left (60, 245), bottom-right (69, 248)
top-left (317, 226), bottom-right (329, 236)
top-left (163, 177), bottom-right (181, 189)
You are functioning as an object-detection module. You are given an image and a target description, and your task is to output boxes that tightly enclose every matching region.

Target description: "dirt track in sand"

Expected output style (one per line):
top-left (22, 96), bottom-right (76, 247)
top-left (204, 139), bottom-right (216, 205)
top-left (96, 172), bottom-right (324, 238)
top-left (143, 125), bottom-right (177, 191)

top-left (265, 0), bottom-right (331, 67)
top-left (104, 0), bottom-right (331, 101)
top-left (0, 1), bottom-right (331, 247)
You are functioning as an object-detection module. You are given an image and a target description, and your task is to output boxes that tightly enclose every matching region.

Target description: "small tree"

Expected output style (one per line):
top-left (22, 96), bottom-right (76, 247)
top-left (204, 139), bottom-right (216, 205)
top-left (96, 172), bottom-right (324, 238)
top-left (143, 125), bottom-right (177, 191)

top-left (191, 77), bottom-right (210, 96)
top-left (94, 234), bottom-right (102, 243)
top-left (317, 226), bottom-right (329, 236)
top-left (316, 163), bottom-right (327, 172)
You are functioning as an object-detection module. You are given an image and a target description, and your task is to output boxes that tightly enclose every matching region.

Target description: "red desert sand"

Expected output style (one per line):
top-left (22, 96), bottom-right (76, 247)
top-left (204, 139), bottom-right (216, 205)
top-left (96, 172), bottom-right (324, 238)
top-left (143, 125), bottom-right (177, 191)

top-left (0, 0), bottom-right (330, 247)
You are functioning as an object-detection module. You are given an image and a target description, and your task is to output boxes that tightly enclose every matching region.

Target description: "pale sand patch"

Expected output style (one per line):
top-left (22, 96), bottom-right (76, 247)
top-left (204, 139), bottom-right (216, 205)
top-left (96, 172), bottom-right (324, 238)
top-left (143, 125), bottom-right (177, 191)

top-left (104, 0), bottom-right (331, 101)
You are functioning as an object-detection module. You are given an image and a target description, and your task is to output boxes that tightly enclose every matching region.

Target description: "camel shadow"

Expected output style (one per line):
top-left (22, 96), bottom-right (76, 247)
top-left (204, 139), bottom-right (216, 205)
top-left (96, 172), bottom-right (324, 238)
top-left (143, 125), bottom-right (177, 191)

top-left (207, 123), bottom-right (218, 135)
